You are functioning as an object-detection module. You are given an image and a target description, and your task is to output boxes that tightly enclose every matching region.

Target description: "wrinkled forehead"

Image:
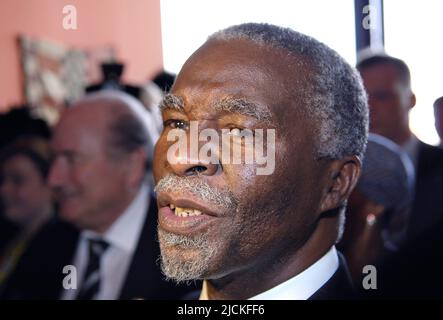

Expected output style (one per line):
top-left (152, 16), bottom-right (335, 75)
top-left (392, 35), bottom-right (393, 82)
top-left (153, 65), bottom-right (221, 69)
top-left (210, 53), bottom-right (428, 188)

top-left (171, 38), bottom-right (312, 126)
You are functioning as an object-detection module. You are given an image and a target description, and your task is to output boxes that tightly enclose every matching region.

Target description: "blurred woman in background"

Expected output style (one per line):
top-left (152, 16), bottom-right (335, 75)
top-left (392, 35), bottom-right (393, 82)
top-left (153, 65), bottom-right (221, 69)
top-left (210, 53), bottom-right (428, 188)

top-left (0, 137), bottom-right (54, 287)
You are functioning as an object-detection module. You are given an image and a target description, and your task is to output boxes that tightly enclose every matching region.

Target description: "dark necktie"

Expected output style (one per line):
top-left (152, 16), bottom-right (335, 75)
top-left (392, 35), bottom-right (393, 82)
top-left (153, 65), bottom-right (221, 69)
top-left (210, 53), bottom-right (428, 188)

top-left (76, 238), bottom-right (109, 300)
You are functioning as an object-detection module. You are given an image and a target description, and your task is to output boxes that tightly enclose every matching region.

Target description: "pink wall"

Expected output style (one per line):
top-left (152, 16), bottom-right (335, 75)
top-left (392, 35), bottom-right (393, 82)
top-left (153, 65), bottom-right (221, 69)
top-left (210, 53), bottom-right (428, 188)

top-left (0, 0), bottom-right (163, 110)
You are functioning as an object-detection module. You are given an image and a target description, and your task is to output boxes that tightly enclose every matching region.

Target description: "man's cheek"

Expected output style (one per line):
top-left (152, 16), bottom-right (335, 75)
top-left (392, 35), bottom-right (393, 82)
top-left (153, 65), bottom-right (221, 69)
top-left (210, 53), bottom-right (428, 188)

top-left (228, 164), bottom-right (259, 186)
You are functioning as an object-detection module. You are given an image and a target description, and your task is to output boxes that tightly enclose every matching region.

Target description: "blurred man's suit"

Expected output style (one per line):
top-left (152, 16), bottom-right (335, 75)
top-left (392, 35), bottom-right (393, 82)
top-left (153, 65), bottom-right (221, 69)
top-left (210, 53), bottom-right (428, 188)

top-left (407, 140), bottom-right (443, 239)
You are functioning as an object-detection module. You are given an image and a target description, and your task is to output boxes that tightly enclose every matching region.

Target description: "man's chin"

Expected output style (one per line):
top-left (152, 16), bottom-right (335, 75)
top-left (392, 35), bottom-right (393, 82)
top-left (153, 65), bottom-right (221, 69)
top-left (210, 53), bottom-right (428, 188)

top-left (160, 242), bottom-right (200, 262)
top-left (59, 208), bottom-right (78, 222)
top-left (58, 204), bottom-right (86, 228)
top-left (160, 251), bottom-right (208, 283)
top-left (157, 228), bottom-right (222, 282)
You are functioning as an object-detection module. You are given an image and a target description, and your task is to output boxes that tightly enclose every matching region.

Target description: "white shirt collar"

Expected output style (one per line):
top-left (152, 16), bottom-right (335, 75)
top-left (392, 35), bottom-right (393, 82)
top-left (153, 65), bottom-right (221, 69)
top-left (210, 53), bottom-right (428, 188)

top-left (81, 182), bottom-right (150, 253)
top-left (249, 246), bottom-right (339, 300)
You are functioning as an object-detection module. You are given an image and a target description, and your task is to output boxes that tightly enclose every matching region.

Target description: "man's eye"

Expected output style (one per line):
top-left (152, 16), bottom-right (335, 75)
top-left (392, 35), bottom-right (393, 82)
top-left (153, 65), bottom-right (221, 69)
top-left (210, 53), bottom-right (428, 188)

top-left (164, 120), bottom-right (188, 130)
top-left (228, 128), bottom-right (242, 136)
top-left (227, 127), bottom-right (252, 137)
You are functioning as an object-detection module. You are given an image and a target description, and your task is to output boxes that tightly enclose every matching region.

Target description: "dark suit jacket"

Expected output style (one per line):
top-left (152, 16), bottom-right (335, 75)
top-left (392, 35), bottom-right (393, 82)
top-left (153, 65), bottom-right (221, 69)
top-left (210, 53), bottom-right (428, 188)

top-left (0, 196), bottom-right (199, 300)
top-left (362, 216), bottom-right (443, 299)
top-left (0, 215), bottom-right (19, 255)
top-left (407, 141), bottom-right (443, 239)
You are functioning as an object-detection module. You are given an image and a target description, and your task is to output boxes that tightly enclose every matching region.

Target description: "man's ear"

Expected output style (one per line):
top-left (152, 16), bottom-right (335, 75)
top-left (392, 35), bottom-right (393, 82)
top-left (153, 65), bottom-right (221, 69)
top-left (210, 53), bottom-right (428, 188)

top-left (319, 155), bottom-right (362, 213)
top-left (409, 91), bottom-right (416, 110)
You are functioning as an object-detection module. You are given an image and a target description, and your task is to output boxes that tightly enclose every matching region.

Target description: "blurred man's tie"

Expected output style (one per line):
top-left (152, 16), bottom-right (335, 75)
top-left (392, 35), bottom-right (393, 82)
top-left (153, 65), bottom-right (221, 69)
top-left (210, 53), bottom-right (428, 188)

top-left (76, 238), bottom-right (109, 300)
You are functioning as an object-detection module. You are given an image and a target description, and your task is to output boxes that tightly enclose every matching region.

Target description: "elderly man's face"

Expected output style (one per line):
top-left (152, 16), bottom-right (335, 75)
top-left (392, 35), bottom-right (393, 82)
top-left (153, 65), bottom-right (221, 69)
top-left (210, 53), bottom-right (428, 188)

top-left (154, 39), bottom-right (334, 282)
top-left (48, 103), bottom-right (131, 232)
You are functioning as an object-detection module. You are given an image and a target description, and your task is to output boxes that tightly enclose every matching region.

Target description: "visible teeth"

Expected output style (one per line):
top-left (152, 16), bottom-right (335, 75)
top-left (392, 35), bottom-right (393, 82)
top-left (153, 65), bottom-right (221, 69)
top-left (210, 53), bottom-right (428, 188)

top-left (169, 204), bottom-right (175, 210)
top-left (173, 206), bottom-right (202, 217)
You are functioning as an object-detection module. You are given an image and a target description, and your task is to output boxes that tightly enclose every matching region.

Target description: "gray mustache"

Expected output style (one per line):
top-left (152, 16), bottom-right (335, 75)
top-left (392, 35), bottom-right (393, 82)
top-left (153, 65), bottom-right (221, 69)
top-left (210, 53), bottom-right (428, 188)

top-left (154, 174), bottom-right (237, 210)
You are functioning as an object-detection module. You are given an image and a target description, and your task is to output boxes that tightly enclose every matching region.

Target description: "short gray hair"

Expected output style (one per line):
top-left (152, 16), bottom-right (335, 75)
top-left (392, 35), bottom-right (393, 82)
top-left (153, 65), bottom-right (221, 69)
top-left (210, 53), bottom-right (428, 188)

top-left (210, 23), bottom-right (369, 159)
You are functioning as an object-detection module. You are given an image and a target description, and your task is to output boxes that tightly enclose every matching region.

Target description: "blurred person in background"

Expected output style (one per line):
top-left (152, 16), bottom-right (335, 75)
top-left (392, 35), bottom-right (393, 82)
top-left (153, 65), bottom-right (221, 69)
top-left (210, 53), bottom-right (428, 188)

top-left (0, 108), bottom-right (52, 260)
top-left (0, 107), bottom-right (52, 149)
top-left (357, 55), bottom-right (443, 240)
top-left (338, 134), bottom-right (414, 283)
top-left (0, 137), bottom-right (54, 290)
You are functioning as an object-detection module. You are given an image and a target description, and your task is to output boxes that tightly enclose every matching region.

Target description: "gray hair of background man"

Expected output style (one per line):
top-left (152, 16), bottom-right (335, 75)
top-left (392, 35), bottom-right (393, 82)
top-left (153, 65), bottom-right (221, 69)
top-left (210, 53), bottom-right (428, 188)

top-left (210, 23), bottom-right (369, 160)
top-left (73, 90), bottom-right (159, 176)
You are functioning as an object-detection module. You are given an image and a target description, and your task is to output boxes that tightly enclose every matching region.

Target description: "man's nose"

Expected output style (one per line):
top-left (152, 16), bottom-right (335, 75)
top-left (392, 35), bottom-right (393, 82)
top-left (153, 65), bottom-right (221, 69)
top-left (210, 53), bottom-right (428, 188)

top-left (168, 149), bottom-right (219, 177)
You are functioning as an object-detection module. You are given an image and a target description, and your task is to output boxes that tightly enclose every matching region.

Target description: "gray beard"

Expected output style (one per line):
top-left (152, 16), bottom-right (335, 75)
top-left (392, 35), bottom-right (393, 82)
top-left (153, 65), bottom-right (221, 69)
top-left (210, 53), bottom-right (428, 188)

top-left (158, 228), bottom-right (220, 283)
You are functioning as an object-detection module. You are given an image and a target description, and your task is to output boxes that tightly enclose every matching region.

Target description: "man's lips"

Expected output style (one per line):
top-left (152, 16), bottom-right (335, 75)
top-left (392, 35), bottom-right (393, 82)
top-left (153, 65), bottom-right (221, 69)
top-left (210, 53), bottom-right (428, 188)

top-left (157, 192), bottom-right (221, 217)
top-left (157, 192), bottom-right (220, 235)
